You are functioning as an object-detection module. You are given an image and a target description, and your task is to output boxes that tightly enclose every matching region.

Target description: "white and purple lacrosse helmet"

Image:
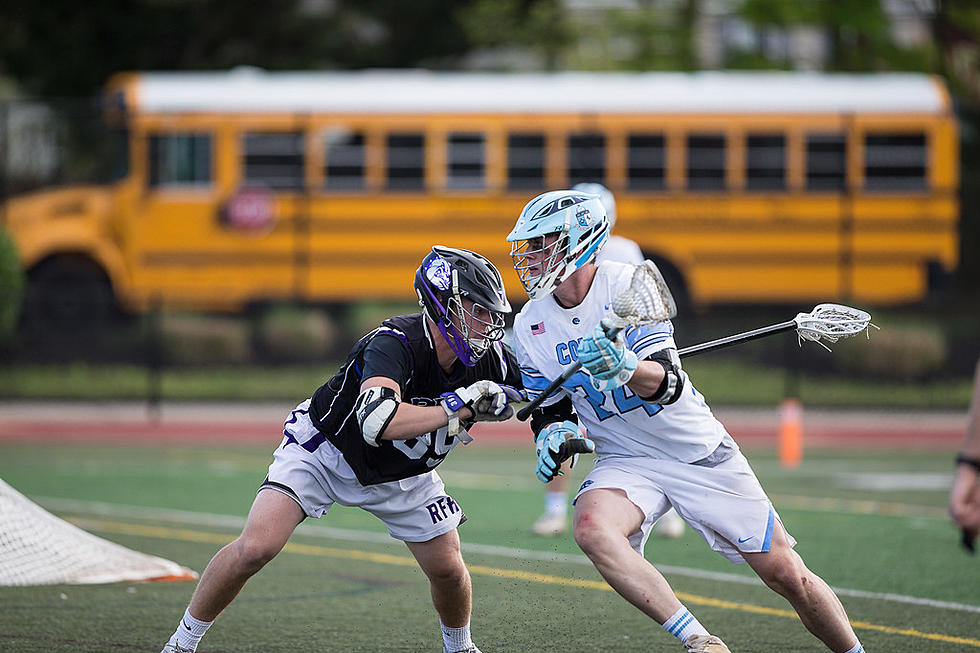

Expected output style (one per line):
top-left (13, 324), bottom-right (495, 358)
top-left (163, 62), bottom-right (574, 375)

top-left (414, 246), bottom-right (511, 366)
top-left (506, 190), bottom-right (609, 300)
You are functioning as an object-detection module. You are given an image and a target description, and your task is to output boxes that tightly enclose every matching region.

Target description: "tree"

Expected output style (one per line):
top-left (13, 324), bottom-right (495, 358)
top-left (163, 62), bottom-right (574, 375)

top-left (0, 0), bottom-right (479, 97)
top-left (0, 226), bottom-right (23, 342)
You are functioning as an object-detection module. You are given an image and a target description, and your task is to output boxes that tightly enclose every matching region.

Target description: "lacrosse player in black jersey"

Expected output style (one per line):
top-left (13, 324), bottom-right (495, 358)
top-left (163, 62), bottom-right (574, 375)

top-left (162, 246), bottom-right (522, 653)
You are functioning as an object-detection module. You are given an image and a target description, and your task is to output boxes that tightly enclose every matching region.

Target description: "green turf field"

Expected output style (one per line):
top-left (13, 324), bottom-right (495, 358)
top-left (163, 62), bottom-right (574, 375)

top-left (1, 439), bottom-right (977, 652)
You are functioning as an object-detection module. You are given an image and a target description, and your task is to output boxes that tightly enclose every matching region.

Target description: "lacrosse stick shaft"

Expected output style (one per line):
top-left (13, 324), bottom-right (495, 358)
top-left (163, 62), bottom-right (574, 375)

top-left (517, 320), bottom-right (791, 421)
top-left (515, 325), bottom-right (625, 421)
top-left (677, 319), bottom-right (797, 358)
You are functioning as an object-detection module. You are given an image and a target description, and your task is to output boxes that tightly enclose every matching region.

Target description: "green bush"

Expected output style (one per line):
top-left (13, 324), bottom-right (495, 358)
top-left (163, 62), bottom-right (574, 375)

top-left (0, 227), bottom-right (24, 342)
top-left (159, 313), bottom-right (252, 365)
top-left (256, 305), bottom-right (339, 362)
top-left (833, 322), bottom-right (947, 382)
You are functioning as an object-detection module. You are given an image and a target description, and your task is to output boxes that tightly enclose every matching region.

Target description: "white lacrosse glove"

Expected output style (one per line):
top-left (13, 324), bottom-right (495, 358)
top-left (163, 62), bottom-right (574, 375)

top-left (440, 381), bottom-right (524, 442)
top-left (577, 319), bottom-right (638, 392)
top-left (535, 420), bottom-right (595, 483)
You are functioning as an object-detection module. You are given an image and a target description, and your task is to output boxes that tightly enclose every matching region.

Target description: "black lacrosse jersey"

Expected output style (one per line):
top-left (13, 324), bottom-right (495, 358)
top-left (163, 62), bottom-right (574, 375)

top-left (308, 313), bottom-right (521, 486)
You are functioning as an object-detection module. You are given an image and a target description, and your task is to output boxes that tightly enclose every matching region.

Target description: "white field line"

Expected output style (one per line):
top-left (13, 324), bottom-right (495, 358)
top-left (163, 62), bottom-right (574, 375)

top-left (38, 495), bottom-right (980, 615)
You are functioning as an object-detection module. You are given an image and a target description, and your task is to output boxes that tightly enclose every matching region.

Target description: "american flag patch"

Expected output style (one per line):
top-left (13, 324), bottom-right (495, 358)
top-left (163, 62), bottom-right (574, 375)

top-left (530, 322), bottom-right (546, 335)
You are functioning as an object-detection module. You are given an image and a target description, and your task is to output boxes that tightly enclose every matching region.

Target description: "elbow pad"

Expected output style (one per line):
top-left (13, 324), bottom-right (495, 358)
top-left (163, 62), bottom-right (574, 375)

top-left (354, 386), bottom-right (399, 447)
top-left (643, 350), bottom-right (688, 406)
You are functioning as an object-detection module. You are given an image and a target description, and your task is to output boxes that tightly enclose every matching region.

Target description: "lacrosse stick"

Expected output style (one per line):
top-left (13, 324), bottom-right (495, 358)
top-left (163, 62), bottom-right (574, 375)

top-left (677, 303), bottom-right (878, 359)
top-left (516, 260), bottom-right (677, 421)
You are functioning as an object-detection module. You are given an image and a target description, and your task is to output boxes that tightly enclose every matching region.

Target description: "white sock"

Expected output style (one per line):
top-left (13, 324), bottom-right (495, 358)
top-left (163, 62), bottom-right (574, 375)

top-left (544, 491), bottom-right (567, 516)
top-left (661, 605), bottom-right (709, 643)
top-left (842, 643), bottom-right (865, 653)
top-left (168, 608), bottom-right (212, 651)
top-left (441, 621), bottom-right (472, 652)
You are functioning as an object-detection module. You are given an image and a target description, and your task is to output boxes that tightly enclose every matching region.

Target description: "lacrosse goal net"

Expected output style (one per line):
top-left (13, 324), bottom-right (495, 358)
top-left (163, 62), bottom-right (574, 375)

top-left (0, 478), bottom-right (198, 586)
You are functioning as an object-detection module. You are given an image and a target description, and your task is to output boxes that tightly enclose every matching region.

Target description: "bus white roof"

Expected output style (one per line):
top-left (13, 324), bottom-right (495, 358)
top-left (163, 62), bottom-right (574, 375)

top-left (129, 69), bottom-right (948, 115)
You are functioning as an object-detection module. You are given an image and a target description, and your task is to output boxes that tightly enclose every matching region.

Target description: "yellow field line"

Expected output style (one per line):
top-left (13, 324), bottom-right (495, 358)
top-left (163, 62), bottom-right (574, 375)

top-left (76, 518), bottom-right (980, 649)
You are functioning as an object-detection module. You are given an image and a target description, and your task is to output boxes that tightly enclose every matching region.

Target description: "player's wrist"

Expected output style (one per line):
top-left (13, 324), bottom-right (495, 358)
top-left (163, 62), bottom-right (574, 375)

top-left (955, 453), bottom-right (980, 472)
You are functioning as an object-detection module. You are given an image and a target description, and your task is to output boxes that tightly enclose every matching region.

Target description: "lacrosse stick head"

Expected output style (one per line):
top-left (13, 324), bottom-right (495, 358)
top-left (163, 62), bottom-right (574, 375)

top-left (609, 260), bottom-right (678, 327)
top-left (794, 303), bottom-right (878, 351)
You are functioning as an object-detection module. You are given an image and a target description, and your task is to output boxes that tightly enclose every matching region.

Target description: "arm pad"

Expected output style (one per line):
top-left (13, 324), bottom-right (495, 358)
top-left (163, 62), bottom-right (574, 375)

top-left (641, 350), bottom-right (688, 405)
top-left (530, 395), bottom-right (577, 440)
top-left (354, 385), bottom-right (399, 447)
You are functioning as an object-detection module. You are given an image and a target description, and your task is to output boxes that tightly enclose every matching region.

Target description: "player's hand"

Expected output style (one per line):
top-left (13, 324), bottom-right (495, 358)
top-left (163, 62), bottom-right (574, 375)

top-left (950, 463), bottom-right (980, 553)
top-left (535, 420), bottom-right (595, 483)
top-left (577, 319), bottom-right (638, 392)
top-left (442, 381), bottom-right (523, 423)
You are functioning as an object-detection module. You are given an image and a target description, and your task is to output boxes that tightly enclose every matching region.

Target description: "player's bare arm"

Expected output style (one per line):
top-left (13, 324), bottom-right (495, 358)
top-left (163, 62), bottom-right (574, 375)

top-left (358, 377), bottom-right (471, 441)
top-left (356, 376), bottom-right (522, 446)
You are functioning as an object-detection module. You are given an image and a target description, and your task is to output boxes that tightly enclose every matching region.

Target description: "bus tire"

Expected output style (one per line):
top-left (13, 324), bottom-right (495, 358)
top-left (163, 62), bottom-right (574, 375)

top-left (23, 255), bottom-right (118, 332)
top-left (644, 254), bottom-right (690, 315)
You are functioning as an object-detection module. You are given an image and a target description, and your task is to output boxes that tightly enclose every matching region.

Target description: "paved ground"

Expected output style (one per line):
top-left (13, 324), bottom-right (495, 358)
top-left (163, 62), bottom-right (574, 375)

top-left (0, 400), bottom-right (968, 448)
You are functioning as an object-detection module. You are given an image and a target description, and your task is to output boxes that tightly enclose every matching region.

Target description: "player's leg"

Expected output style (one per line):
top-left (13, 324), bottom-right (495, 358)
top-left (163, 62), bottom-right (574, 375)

top-left (162, 488), bottom-right (306, 652)
top-left (573, 487), bottom-right (728, 651)
top-left (533, 462), bottom-right (571, 535)
top-left (406, 529), bottom-right (479, 653)
top-left (573, 488), bottom-right (680, 620)
top-left (739, 522), bottom-right (863, 653)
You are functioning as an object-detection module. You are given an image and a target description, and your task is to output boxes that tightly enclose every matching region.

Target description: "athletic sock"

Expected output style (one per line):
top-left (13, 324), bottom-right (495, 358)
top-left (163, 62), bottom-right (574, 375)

top-left (441, 621), bottom-right (473, 652)
top-left (544, 491), bottom-right (567, 516)
top-left (661, 605), bottom-right (709, 643)
top-left (842, 642), bottom-right (865, 653)
top-left (168, 608), bottom-right (212, 651)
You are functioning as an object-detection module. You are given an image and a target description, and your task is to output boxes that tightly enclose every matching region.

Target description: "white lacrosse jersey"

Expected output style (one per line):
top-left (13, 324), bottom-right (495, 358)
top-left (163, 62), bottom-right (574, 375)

top-left (596, 234), bottom-right (644, 266)
top-left (514, 261), bottom-right (728, 463)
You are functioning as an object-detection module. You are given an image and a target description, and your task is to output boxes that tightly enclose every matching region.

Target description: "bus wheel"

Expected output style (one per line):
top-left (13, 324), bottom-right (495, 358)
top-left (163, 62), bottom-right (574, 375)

top-left (645, 255), bottom-right (690, 314)
top-left (23, 256), bottom-right (117, 332)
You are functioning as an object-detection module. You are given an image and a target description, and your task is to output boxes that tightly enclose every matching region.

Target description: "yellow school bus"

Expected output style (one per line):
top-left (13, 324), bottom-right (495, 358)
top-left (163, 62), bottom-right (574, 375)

top-left (2, 69), bottom-right (959, 325)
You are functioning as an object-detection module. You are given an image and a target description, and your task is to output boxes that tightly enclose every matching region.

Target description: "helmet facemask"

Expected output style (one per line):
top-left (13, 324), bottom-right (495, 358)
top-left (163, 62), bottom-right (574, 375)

top-left (510, 232), bottom-right (570, 301)
top-left (445, 294), bottom-right (506, 363)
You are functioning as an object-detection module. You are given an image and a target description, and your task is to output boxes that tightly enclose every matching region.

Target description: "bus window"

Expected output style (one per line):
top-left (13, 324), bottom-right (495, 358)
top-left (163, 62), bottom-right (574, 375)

top-left (746, 134), bottom-right (786, 191)
top-left (627, 133), bottom-right (666, 190)
top-left (243, 132), bottom-right (304, 190)
top-left (507, 133), bottom-right (545, 190)
top-left (386, 133), bottom-right (425, 191)
top-left (864, 133), bottom-right (927, 191)
top-left (687, 134), bottom-right (726, 191)
top-left (447, 132), bottom-right (485, 190)
top-left (806, 133), bottom-right (846, 192)
top-left (148, 133), bottom-right (212, 188)
top-left (324, 129), bottom-right (365, 192)
top-left (568, 132), bottom-right (606, 186)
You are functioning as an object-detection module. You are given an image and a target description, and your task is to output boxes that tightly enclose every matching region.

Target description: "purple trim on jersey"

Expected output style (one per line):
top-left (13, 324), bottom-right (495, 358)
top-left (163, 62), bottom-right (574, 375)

top-left (282, 406), bottom-right (309, 445)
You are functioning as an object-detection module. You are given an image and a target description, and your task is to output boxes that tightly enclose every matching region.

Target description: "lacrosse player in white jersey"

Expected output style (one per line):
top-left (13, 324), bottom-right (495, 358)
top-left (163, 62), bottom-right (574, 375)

top-left (531, 182), bottom-right (685, 542)
top-left (506, 190), bottom-right (866, 653)
top-left (161, 246), bottom-right (523, 653)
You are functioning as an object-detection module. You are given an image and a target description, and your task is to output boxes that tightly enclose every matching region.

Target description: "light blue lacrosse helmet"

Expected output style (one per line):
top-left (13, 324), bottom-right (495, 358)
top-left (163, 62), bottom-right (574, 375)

top-left (506, 190), bottom-right (609, 300)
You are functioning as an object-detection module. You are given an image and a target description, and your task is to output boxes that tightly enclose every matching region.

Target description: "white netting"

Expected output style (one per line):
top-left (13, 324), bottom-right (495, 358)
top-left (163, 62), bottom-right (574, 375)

top-left (795, 303), bottom-right (878, 350)
top-left (610, 260), bottom-right (678, 327)
top-left (0, 478), bottom-right (197, 586)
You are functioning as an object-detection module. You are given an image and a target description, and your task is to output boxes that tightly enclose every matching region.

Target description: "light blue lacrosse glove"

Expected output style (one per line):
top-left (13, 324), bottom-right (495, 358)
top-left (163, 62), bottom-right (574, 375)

top-left (535, 420), bottom-right (595, 483)
top-left (577, 319), bottom-right (638, 392)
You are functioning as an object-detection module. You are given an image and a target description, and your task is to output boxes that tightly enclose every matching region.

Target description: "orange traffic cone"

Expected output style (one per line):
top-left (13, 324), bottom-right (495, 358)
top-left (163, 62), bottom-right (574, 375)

top-left (779, 397), bottom-right (803, 468)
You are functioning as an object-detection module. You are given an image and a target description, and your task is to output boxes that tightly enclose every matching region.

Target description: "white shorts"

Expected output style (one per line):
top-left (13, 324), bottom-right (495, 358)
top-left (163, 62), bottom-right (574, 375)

top-left (260, 400), bottom-right (466, 543)
top-left (573, 447), bottom-right (795, 563)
